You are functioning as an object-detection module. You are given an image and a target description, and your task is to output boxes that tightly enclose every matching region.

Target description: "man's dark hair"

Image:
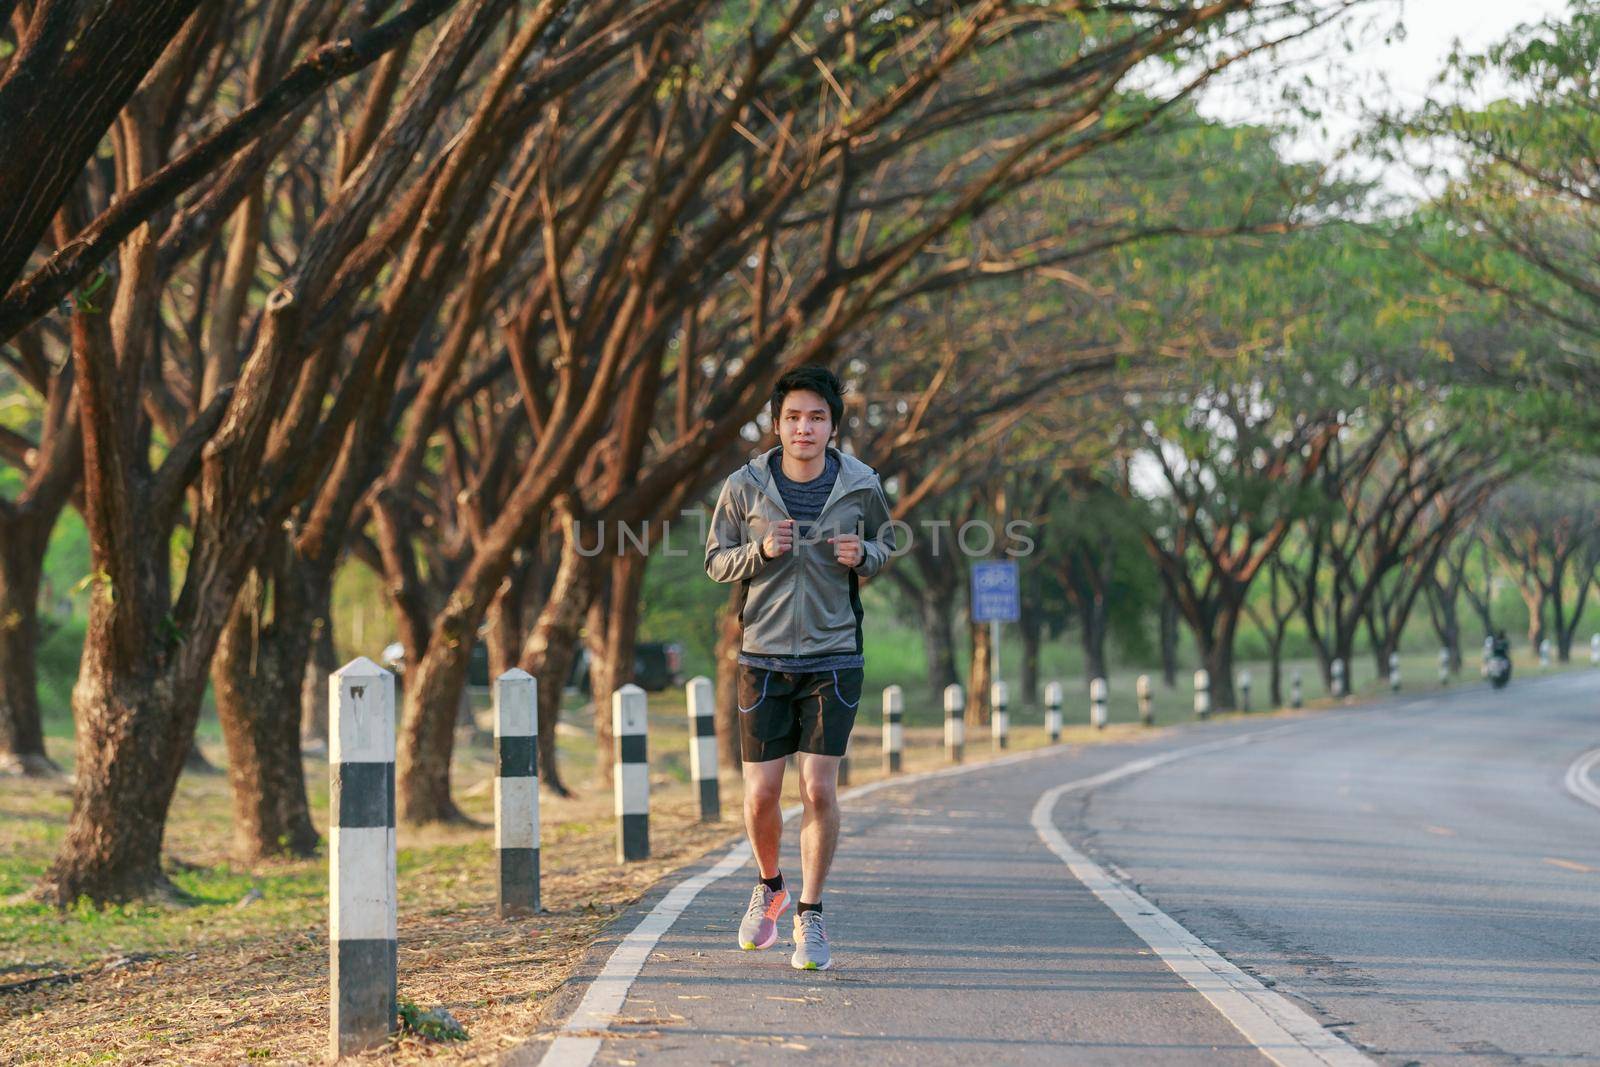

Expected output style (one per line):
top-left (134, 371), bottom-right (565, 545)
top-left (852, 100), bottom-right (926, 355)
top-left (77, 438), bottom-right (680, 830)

top-left (770, 366), bottom-right (845, 431)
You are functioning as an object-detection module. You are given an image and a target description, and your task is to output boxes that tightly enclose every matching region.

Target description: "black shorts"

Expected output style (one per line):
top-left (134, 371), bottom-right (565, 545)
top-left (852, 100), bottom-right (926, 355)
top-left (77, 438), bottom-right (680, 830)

top-left (737, 665), bottom-right (863, 762)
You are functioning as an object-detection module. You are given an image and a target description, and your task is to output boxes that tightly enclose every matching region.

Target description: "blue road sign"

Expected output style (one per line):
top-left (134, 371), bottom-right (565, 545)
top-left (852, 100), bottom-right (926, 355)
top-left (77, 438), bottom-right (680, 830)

top-left (971, 561), bottom-right (1020, 623)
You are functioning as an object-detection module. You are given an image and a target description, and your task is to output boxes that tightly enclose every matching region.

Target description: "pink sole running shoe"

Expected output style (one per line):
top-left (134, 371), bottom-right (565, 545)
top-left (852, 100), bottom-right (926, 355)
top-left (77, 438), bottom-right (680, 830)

top-left (738, 881), bottom-right (790, 950)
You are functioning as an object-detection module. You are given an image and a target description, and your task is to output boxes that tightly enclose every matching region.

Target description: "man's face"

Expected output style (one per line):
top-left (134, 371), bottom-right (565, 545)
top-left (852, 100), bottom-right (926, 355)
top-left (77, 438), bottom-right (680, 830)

top-left (777, 389), bottom-right (833, 460)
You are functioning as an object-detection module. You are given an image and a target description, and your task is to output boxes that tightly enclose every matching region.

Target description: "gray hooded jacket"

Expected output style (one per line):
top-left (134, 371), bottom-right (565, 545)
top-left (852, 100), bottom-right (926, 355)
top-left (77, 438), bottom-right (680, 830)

top-left (704, 447), bottom-right (896, 657)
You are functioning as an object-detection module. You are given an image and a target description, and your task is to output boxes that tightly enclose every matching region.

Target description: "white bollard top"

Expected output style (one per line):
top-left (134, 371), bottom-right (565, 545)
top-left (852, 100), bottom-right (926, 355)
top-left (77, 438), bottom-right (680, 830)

top-left (1044, 681), bottom-right (1064, 707)
top-left (1238, 670), bottom-right (1251, 688)
top-left (613, 684), bottom-right (648, 736)
top-left (991, 680), bottom-right (1008, 708)
top-left (686, 675), bottom-right (714, 715)
top-left (1135, 674), bottom-right (1151, 697)
top-left (1089, 677), bottom-right (1107, 700)
top-left (944, 683), bottom-right (965, 712)
top-left (494, 669), bottom-right (537, 737)
top-left (331, 657), bottom-right (394, 764)
top-left (1193, 669), bottom-right (1210, 689)
top-left (882, 685), bottom-right (903, 714)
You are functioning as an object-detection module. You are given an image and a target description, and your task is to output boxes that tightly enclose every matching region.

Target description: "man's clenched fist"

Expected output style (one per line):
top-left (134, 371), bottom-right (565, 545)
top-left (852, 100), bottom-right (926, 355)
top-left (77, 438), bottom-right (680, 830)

top-left (829, 533), bottom-right (863, 568)
top-left (761, 519), bottom-right (796, 559)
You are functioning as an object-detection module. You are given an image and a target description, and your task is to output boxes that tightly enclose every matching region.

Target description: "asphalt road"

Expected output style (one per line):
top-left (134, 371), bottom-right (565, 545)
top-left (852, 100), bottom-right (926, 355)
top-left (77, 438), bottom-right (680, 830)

top-left (526, 672), bottom-right (1600, 1066)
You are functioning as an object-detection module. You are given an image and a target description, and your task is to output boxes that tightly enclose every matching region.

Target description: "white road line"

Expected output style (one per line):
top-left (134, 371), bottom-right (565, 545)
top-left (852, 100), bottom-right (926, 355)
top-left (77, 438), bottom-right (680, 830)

top-left (1031, 733), bottom-right (1375, 1067)
top-left (537, 742), bottom-right (1074, 1067)
top-left (1564, 748), bottom-right (1600, 812)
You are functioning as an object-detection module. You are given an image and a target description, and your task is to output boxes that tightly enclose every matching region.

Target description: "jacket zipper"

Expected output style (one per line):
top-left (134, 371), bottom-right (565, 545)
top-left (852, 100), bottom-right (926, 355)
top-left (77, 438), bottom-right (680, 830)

top-left (759, 456), bottom-right (868, 656)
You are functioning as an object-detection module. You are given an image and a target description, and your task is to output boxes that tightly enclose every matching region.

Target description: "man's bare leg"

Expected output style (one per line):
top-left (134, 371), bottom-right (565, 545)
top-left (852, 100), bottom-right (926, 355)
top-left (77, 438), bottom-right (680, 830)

top-left (742, 757), bottom-right (787, 879)
top-left (796, 753), bottom-right (841, 904)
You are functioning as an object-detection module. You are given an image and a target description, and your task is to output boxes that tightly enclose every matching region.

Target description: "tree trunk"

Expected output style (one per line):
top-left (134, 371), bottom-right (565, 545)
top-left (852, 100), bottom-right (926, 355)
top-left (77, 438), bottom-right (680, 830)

top-left (484, 558), bottom-right (532, 680)
top-left (518, 530), bottom-right (602, 799)
top-left (212, 565), bottom-right (320, 861)
top-left (1197, 605), bottom-right (1241, 710)
top-left (300, 612), bottom-right (336, 753)
top-left (395, 640), bottom-right (475, 825)
top-left (38, 609), bottom-right (213, 904)
top-left (1424, 576), bottom-right (1463, 672)
top-left (714, 589), bottom-right (743, 770)
top-left (1364, 605), bottom-right (1388, 681)
top-left (0, 524), bottom-right (57, 776)
top-left (585, 551), bottom-right (648, 789)
top-left (916, 584), bottom-right (959, 695)
top-left (1520, 584), bottom-right (1546, 654)
top-left (966, 621), bottom-right (992, 728)
top-left (1019, 603), bottom-right (1041, 707)
top-left (1266, 635), bottom-right (1283, 708)
top-left (1158, 588), bottom-right (1179, 688)
top-left (1079, 597), bottom-right (1108, 685)
top-left (1557, 570), bottom-right (1595, 663)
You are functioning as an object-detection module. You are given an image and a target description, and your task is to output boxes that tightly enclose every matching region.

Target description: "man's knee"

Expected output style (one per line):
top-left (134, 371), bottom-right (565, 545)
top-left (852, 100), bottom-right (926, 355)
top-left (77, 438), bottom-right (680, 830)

top-left (744, 769), bottom-right (783, 810)
top-left (802, 776), bottom-right (838, 813)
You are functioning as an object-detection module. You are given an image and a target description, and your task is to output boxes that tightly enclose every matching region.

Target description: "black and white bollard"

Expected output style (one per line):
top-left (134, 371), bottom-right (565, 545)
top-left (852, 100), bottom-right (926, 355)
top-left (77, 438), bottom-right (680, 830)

top-left (1089, 677), bottom-right (1108, 730)
top-left (1389, 652), bottom-right (1401, 692)
top-left (1193, 669), bottom-right (1211, 719)
top-left (1135, 674), bottom-right (1153, 726)
top-left (1290, 668), bottom-right (1303, 709)
top-left (991, 681), bottom-right (1009, 750)
top-left (1591, 634), bottom-right (1599, 665)
top-left (1237, 669), bottom-right (1252, 713)
top-left (1044, 681), bottom-right (1063, 742)
top-left (1331, 658), bottom-right (1346, 698)
top-left (686, 676), bottom-right (719, 822)
top-left (1438, 648), bottom-right (1450, 685)
top-left (1540, 639), bottom-right (1552, 669)
top-left (329, 657), bottom-right (397, 1059)
top-left (944, 684), bottom-right (965, 763)
top-left (495, 668), bottom-right (540, 918)
top-left (882, 684), bottom-right (904, 773)
top-left (613, 684), bottom-right (649, 862)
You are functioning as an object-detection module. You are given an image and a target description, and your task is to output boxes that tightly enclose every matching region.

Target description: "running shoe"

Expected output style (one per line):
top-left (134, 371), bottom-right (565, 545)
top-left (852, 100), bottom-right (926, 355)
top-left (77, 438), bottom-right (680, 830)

top-left (790, 909), bottom-right (831, 970)
top-left (738, 880), bottom-right (790, 950)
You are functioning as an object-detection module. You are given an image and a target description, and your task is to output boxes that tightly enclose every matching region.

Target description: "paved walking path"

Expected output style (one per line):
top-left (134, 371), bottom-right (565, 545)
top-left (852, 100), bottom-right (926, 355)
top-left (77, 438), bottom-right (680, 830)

top-left (518, 673), bottom-right (1600, 1066)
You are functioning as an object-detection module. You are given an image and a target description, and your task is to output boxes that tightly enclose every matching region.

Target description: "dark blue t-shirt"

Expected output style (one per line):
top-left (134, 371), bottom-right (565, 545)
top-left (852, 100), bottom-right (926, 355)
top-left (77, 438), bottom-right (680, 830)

top-left (769, 447), bottom-right (838, 541)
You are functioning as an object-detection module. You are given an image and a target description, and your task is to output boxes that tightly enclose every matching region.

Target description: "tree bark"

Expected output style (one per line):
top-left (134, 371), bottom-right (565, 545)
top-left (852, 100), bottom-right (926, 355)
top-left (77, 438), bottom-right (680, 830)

top-left (1019, 602), bottom-right (1041, 707)
top-left (396, 640), bottom-right (476, 824)
top-left (211, 559), bottom-right (321, 861)
top-left (517, 526), bottom-right (601, 800)
top-left (584, 549), bottom-right (648, 788)
top-left (1266, 635), bottom-right (1283, 708)
top-left (1158, 585), bottom-right (1179, 688)
top-left (0, 0), bottom-right (205, 298)
top-left (38, 603), bottom-right (215, 904)
top-left (0, 519), bottom-right (56, 776)
top-left (1078, 597), bottom-right (1108, 685)
top-left (916, 583), bottom-right (959, 695)
top-left (966, 620), bottom-right (992, 728)
top-left (300, 611), bottom-right (336, 753)
top-left (1194, 603), bottom-right (1241, 711)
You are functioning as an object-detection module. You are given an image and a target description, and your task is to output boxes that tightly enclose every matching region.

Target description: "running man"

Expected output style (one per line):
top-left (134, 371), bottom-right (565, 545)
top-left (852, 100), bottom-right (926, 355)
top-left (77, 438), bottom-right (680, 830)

top-left (704, 366), bottom-right (896, 970)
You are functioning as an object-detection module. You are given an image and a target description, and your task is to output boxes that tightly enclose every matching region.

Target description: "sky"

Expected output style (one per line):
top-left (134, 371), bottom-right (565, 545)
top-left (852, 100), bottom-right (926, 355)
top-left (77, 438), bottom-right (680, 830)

top-left (1190, 0), bottom-right (1572, 193)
